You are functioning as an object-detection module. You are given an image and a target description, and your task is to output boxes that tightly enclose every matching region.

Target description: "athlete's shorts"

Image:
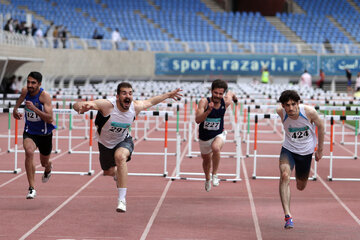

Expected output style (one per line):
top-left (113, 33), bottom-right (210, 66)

top-left (280, 147), bottom-right (313, 180)
top-left (199, 131), bottom-right (227, 155)
top-left (98, 136), bottom-right (134, 170)
top-left (348, 80), bottom-right (352, 87)
top-left (23, 131), bottom-right (53, 156)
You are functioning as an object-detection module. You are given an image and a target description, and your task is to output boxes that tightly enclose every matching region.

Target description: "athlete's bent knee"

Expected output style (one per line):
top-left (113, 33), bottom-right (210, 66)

top-left (115, 155), bottom-right (127, 167)
top-left (281, 171), bottom-right (290, 182)
top-left (212, 146), bottom-right (221, 154)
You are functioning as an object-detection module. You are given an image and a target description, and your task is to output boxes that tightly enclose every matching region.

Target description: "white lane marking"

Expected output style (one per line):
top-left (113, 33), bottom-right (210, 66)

top-left (140, 131), bottom-right (193, 240)
top-left (19, 170), bottom-right (103, 240)
top-left (0, 140), bottom-right (88, 188)
top-left (241, 157), bottom-right (263, 240)
top-left (18, 125), bottom-right (156, 239)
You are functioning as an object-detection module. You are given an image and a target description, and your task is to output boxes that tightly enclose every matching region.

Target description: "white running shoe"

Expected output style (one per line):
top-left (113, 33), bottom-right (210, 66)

top-left (26, 188), bottom-right (37, 199)
top-left (42, 165), bottom-right (52, 183)
top-left (212, 174), bottom-right (220, 187)
top-left (205, 180), bottom-right (211, 192)
top-left (116, 199), bottom-right (126, 212)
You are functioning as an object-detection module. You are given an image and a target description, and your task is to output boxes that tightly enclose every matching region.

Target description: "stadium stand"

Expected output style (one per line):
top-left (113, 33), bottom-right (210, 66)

top-left (1, 0), bottom-right (360, 54)
top-left (1, 0), bottom-right (360, 93)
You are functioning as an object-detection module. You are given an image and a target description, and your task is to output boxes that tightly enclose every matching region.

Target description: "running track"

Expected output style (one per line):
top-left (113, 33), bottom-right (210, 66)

top-left (0, 111), bottom-right (359, 240)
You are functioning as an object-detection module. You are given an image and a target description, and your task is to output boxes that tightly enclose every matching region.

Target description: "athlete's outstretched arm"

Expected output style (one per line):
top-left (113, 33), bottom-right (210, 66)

top-left (73, 99), bottom-right (112, 114)
top-left (134, 88), bottom-right (182, 114)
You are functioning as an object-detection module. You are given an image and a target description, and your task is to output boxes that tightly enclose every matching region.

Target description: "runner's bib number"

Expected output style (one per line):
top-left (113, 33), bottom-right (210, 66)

top-left (25, 110), bottom-right (41, 122)
top-left (290, 129), bottom-right (309, 142)
top-left (109, 126), bottom-right (127, 134)
top-left (109, 122), bottom-right (130, 134)
top-left (204, 118), bottom-right (221, 131)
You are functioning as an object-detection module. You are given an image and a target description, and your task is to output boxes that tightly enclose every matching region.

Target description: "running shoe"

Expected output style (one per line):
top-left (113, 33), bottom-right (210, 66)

top-left (116, 199), bottom-right (126, 212)
top-left (42, 165), bottom-right (52, 183)
top-left (205, 180), bottom-right (211, 192)
top-left (26, 187), bottom-right (37, 199)
top-left (284, 215), bottom-right (294, 229)
top-left (212, 174), bottom-right (220, 187)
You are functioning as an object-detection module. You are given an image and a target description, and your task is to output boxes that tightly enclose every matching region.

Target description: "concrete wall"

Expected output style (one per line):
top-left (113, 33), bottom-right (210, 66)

top-left (0, 45), bottom-right (155, 77)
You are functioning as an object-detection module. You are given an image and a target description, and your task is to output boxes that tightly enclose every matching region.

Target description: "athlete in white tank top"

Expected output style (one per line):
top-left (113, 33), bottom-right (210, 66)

top-left (282, 105), bottom-right (316, 155)
top-left (96, 97), bottom-right (136, 149)
top-left (276, 90), bottom-right (324, 229)
top-left (73, 83), bottom-right (183, 213)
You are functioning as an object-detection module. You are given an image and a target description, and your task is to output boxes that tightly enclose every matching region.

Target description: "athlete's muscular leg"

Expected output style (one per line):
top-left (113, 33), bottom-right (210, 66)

top-left (201, 153), bottom-right (212, 181)
top-left (40, 154), bottom-right (52, 173)
top-left (279, 159), bottom-right (292, 217)
top-left (114, 147), bottom-right (130, 188)
top-left (23, 138), bottom-right (37, 188)
top-left (211, 137), bottom-right (225, 176)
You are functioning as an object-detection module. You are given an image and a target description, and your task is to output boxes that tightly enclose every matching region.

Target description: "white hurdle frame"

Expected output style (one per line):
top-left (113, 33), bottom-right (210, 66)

top-left (69, 110), bottom-right (177, 177)
top-left (327, 115), bottom-right (360, 181)
top-left (250, 114), bottom-right (318, 181)
top-left (0, 117), bottom-right (21, 174)
top-left (170, 103), bottom-right (242, 182)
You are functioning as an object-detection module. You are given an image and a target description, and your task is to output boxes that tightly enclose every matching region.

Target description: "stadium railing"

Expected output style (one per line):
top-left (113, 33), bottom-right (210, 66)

top-left (1, 30), bottom-right (360, 55)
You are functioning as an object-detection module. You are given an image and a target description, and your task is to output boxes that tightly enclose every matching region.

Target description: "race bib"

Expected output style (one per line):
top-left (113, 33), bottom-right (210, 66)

top-left (204, 118), bottom-right (221, 131)
top-left (25, 109), bottom-right (41, 122)
top-left (109, 122), bottom-right (131, 134)
top-left (289, 126), bottom-right (310, 142)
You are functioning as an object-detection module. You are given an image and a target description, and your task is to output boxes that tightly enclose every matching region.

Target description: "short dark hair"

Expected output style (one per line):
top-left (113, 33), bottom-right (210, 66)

top-left (279, 90), bottom-right (300, 104)
top-left (211, 79), bottom-right (227, 92)
top-left (117, 82), bottom-right (133, 95)
top-left (28, 71), bottom-right (42, 83)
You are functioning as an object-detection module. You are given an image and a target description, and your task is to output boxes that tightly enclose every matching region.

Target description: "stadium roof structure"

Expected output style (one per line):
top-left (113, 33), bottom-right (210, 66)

top-left (0, 56), bottom-right (44, 87)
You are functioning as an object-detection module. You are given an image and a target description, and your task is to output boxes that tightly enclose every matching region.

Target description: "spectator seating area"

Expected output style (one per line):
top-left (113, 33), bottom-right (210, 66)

top-left (1, 0), bottom-right (360, 53)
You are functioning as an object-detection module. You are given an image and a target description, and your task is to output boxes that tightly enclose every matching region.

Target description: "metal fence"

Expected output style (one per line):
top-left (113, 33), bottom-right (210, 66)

top-left (2, 30), bottom-right (360, 55)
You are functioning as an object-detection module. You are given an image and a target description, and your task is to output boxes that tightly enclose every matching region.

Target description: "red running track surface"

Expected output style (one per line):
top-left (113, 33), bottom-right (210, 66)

top-left (0, 112), bottom-right (359, 240)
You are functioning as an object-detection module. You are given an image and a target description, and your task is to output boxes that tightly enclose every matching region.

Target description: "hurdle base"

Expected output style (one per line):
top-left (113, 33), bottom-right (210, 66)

top-left (87, 170), bottom-right (95, 175)
top-left (54, 149), bottom-right (62, 154)
top-left (0, 168), bottom-right (21, 174)
top-left (326, 177), bottom-right (360, 181)
top-left (167, 176), bottom-right (241, 182)
top-left (252, 176), bottom-right (316, 181)
top-left (354, 156), bottom-right (358, 160)
top-left (129, 173), bottom-right (166, 177)
top-left (35, 170), bottom-right (94, 175)
top-left (328, 176), bottom-right (333, 181)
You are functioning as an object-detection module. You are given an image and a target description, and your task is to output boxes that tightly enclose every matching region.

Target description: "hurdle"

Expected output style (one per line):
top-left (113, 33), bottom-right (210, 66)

top-left (0, 117), bottom-right (21, 174)
top-left (2, 108), bottom-right (95, 175)
top-left (169, 134), bottom-right (242, 182)
top-left (143, 105), bottom-right (182, 142)
top-left (170, 104), bottom-right (242, 182)
top-left (250, 114), bottom-right (318, 181)
top-left (35, 110), bottom-right (95, 176)
top-left (69, 110), bottom-right (178, 177)
top-left (1, 106), bottom-right (90, 154)
top-left (243, 105), bottom-right (284, 157)
top-left (186, 103), bottom-right (240, 158)
top-left (328, 115), bottom-right (360, 181)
